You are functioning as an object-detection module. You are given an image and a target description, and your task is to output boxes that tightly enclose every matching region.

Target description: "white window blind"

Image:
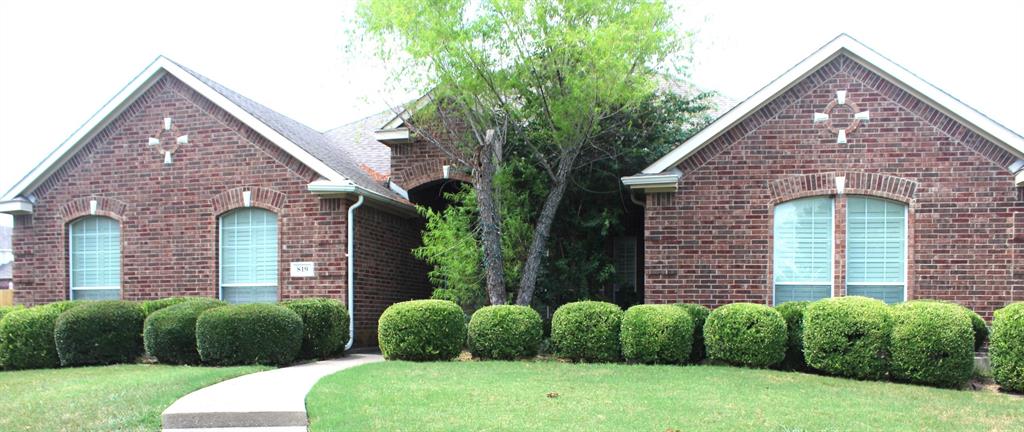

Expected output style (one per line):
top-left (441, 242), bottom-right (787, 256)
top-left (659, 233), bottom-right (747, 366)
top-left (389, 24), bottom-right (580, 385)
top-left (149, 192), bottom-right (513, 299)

top-left (773, 196), bottom-right (833, 304)
top-left (220, 208), bottom-right (278, 304)
top-left (69, 216), bottom-right (121, 300)
top-left (847, 196), bottom-right (906, 304)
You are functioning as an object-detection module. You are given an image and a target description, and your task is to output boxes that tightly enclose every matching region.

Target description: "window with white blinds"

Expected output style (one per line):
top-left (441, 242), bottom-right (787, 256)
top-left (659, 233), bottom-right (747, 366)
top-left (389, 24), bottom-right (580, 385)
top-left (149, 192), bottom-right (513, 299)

top-left (846, 196), bottom-right (906, 304)
top-left (773, 197), bottom-right (833, 305)
top-left (69, 216), bottom-right (121, 300)
top-left (220, 208), bottom-right (278, 304)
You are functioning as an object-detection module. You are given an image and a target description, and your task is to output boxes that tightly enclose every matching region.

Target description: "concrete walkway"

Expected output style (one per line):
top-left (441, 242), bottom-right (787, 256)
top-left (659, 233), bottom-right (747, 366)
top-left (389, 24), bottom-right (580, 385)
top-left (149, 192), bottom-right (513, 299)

top-left (162, 353), bottom-right (383, 431)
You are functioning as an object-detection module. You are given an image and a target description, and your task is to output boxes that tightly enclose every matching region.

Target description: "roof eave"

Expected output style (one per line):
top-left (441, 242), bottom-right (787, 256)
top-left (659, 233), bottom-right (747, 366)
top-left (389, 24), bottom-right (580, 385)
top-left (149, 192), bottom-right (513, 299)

top-left (307, 180), bottom-right (418, 217)
top-left (0, 199), bottom-right (34, 215)
top-left (621, 170), bottom-right (682, 193)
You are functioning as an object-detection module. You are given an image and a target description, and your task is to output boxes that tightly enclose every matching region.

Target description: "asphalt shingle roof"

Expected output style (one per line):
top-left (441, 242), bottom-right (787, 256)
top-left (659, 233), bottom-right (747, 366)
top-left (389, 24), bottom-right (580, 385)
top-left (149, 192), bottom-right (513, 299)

top-left (168, 61), bottom-right (403, 202)
top-left (323, 110), bottom-right (394, 177)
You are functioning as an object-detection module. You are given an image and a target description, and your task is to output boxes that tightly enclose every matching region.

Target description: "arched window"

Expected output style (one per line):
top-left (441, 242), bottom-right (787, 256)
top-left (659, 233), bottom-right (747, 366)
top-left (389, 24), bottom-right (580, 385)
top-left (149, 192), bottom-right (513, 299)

top-left (219, 208), bottom-right (278, 303)
top-left (773, 196), bottom-right (834, 304)
top-left (69, 216), bottom-right (121, 300)
top-left (846, 196), bottom-right (907, 303)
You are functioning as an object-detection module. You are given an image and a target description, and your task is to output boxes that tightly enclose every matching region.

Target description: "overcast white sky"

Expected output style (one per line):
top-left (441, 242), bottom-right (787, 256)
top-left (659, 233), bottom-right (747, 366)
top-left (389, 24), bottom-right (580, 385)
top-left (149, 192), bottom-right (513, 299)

top-left (1, 0), bottom-right (1022, 226)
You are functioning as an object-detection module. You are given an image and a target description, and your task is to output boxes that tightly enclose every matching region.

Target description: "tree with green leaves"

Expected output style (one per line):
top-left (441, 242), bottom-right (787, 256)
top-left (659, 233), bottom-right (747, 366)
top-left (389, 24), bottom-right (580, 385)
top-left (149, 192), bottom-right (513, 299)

top-left (357, 0), bottom-right (690, 305)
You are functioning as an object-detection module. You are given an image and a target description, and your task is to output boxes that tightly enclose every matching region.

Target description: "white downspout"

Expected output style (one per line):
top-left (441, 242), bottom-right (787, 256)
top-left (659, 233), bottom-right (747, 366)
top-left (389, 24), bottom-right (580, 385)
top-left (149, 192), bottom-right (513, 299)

top-left (345, 195), bottom-right (365, 351)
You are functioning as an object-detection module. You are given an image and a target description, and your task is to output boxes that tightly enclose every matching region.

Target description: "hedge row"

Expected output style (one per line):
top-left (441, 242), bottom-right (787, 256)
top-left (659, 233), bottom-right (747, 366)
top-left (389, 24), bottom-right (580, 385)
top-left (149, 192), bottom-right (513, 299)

top-left (0, 297), bottom-right (351, 369)
top-left (991, 302), bottom-right (1024, 392)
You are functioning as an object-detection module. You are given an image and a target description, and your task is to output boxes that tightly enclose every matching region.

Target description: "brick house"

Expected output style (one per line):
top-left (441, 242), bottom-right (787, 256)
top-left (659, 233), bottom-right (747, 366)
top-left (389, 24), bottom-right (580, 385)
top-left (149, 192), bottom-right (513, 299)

top-left (0, 57), bottom-right (457, 344)
top-left (623, 35), bottom-right (1024, 320)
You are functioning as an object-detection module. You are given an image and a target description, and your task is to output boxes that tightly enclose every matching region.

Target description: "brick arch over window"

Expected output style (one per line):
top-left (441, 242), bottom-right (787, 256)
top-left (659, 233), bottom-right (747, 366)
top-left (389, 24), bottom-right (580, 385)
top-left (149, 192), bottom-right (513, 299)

top-left (211, 187), bottom-right (286, 216)
top-left (768, 172), bottom-right (917, 205)
top-left (393, 160), bottom-right (473, 191)
top-left (59, 196), bottom-right (129, 223)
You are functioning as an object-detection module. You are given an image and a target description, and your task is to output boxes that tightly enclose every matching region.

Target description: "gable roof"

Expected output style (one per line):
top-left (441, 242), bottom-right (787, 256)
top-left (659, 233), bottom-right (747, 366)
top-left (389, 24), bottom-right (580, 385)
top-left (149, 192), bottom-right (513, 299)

top-left (324, 110), bottom-right (394, 176)
top-left (1, 56), bottom-right (410, 212)
top-left (630, 34), bottom-right (1024, 185)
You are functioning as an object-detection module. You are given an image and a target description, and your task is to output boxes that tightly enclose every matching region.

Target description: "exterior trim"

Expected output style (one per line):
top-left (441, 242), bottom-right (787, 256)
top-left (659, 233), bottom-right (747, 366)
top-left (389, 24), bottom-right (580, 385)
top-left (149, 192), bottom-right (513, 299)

top-left (640, 34), bottom-right (1024, 176)
top-left (0, 199), bottom-right (33, 215)
top-left (307, 180), bottom-right (418, 217)
top-left (2, 56), bottom-right (349, 203)
top-left (621, 169), bottom-right (683, 192)
top-left (373, 128), bottom-right (411, 144)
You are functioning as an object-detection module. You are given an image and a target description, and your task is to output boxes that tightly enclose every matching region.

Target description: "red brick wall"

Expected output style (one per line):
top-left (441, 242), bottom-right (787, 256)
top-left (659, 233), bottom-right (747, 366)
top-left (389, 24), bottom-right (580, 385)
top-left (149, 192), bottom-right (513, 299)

top-left (352, 205), bottom-right (431, 344)
top-left (11, 74), bottom-right (431, 334)
top-left (388, 136), bottom-right (471, 191)
top-left (644, 55), bottom-right (1022, 320)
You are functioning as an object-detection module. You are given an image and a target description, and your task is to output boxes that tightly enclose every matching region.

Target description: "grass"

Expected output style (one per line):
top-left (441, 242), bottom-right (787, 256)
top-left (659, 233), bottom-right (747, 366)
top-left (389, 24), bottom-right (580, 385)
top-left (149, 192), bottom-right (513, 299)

top-left (307, 360), bottom-right (1023, 432)
top-left (0, 363), bottom-right (268, 432)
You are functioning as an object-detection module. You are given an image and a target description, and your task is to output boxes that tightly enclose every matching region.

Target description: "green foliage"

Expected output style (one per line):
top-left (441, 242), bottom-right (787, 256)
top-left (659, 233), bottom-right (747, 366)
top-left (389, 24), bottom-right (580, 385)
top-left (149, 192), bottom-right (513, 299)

top-left (0, 301), bottom-right (80, 370)
top-left (620, 304), bottom-right (692, 364)
top-left (674, 303), bottom-right (709, 363)
top-left (550, 301), bottom-right (623, 362)
top-left (0, 305), bottom-right (24, 321)
top-left (196, 304), bottom-right (304, 365)
top-left (144, 299), bottom-right (226, 364)
top-left (468, 305), bottom-right (543, 360)
top-left (703, 303), bottom-right (786, 368)
top-left (378, 300), bottom-right (467, 361)
top-left (53, 301), bottom-right (146, 366)
top-left (142, 296), bottom-right (211, 316)
top-left (774, 301), bottom-right (810, 370)
top-left (889, 301), bottom-right (974, 388)
top-left (990, 302), bottom-right (1024, 392)
top-left (968, 310), bottom-right (989, 351)
top-left (283, 298), bottom-right (351, 359)
top-left (803, 296), bottom-right (892, 380)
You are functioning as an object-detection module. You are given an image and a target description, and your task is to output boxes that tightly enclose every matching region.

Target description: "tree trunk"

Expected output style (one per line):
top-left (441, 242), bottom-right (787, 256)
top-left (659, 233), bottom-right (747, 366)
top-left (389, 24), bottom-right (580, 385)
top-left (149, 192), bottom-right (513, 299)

top-left (515, 146), bottom-right (581, 305)
top-left (476, 130), bottom-right (507, 305)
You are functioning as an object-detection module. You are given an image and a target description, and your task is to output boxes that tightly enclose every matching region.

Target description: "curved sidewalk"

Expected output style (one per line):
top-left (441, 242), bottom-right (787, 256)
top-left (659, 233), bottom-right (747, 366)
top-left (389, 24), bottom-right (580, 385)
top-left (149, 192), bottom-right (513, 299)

top-left (162, 353), bottom-right (382, 431)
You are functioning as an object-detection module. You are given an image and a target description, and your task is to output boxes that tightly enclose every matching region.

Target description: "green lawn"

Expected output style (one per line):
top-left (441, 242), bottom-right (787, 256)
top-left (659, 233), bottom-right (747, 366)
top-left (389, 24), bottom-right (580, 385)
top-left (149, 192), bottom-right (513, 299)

top-left (307, 361), bottom-right (1023, 432)
top-left (0, 363), bottom-right (268, 432)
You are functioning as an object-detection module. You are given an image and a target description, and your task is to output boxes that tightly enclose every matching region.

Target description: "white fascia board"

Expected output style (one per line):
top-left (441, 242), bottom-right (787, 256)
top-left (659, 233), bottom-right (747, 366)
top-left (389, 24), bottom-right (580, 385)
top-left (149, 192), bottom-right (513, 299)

top-left (379, 93), bottom-right (432, 130)
top-left (2, 56), bottom-right (348, 202)
top-left (0, 199), bottom-right (33, 215)
top-left (621, 170), bottom-right (681, 192)
top-left (307, 180), bottom-right (418, 217)
top-left (642, 34), bottom-right (1024, 175)
top-left (373, 128), bottom-right (411, 144)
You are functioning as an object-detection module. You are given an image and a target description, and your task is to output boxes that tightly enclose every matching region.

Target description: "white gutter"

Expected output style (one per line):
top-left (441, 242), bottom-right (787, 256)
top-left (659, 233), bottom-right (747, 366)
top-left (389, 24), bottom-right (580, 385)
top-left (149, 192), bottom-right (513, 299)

top-left (620, 168), bottom-right (683, 193)
top-left (306, 180), bottom-right (418, 217)
top-left (344, 194), bottom-right (365, 351)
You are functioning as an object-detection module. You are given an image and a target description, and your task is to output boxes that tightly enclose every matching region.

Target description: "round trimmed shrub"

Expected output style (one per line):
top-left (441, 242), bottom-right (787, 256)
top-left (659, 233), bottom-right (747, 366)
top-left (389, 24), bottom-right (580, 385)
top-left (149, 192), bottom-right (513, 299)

top-left (703, 303), bottom-right (786, 368)
top-left (468, 305), bottom-right (543, 360)
top-left (54, 300), bottom-right (146, 366)
top-left (378, 300), bottom-right (466, 361)
top-left (803, 296), bottom-right (892, 380)
top-left (990, 302), bottom-right (1024, 392)
top-left (0, 301), bottom-right (80, 370)
top-left (142, 296), bottom-right (211, 316)
top-left (775, 301), bottom-right (810, 370)
top-left (550, 301), bottom-right (623, 363)
top-left (196, 304), bottom-right (304, 365)
top-left (968, 309), bottom-right (989, 351)
top-left (283, 298), bottom-right (350, 359)
top-left (889, 301), bottom-right (974, 387)
top-left (621, 305), bottom-right (693, 364)
top-left (143, 299), bottom-right (226, 364)
top-left (674, 303), bottom-right (710, 363)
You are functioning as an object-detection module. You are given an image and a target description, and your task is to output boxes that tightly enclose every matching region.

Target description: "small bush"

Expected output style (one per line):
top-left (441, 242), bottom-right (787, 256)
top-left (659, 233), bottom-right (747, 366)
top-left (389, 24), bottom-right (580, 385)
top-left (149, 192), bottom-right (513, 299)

top-left (196, 304), bottom-right (304, 365)
top-left (0, 305), bottom-right (24, 321)
top-left (283, 298), bottom-right (350, 359)
top-left (990, 302), bottom-right (1024, 392)
top-left (889, 301), bottom-right (974, 387)
top-left (54, 300), bottom-right (146, 366)
top-left (468, 305), bottom-right (543, 360)
top-left (704, 303), bottom-right (786, 368)
top-left (775, 301), bottom-right (810, 370)
top-left (620, 305), bottom-right (693, 364)
top-left (378, 300), bottom-right (466, 361)
top-left (551, 301), bottom-right (623, 363)
top-left (143, 299), bottom-right (226, 364)
top-left (803, 296), bottom-right (892, 380)
top-left (674, 303), bottom-right (710, 363)
top-left (141, 296), bottom-right (211, 316)
top-left (0, 301), bottom-right (81, 370)
top-left (915, 299), bottom-right (989, 351)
